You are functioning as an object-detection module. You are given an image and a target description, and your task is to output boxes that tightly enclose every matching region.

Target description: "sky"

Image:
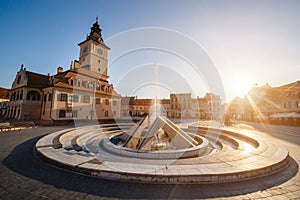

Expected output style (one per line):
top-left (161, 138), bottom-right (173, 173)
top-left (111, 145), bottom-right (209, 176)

top-left (0, 0), bottom-right (299, 102)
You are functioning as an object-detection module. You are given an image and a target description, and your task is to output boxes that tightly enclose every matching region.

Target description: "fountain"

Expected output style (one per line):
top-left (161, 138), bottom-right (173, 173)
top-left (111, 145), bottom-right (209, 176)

top-left (35, 64), bottom-right (292, 183)
top-left (35, 111), bottom-right (291, 183)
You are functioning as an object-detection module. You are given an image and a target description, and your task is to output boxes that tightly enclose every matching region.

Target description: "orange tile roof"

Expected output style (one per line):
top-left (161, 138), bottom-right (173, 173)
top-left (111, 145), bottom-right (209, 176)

top-left (0, 87), bottom-right (10, 99)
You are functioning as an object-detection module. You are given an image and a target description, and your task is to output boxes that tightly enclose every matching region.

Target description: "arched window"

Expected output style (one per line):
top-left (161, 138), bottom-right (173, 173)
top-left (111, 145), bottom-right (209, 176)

top-left (12, 92), bottom-right (16, 101)
top-left (16, 75), bottom-right (21, 84)
top-left (26, 91), bottom-right (41, 101)
top-left (76, 79), bottom-right (81, 87)
top-left (96, 83), bottom-right (101, 90)
top-left (68, 77), bottom-right (74, 85)
top-left (20, 91), bottom-right (23, 100)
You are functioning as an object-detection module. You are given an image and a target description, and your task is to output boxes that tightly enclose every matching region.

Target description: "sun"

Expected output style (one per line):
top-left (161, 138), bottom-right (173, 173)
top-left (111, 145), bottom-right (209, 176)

top-left (230, 76), bottom-right (254, 98)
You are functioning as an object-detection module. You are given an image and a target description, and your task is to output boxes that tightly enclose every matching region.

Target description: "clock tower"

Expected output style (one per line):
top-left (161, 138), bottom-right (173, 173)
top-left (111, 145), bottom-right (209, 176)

top-left (78, 18), bottom-right (110, 79)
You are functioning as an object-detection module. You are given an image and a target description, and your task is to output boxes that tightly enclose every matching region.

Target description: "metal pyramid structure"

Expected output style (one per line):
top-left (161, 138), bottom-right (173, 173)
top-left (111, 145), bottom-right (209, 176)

top-left (121, 115), bottom-right (198, 150)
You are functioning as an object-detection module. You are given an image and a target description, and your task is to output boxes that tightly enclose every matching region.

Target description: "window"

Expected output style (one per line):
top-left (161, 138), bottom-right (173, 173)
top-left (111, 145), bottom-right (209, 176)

top-left (76, 80), bottom-right (81, 87)
top-left (68, 78), bottom-right (74, 85)
top-left (96, 84), bottom-right (101, 90)
top-left (16, 91), bottom-right (19, 100)
top-left (59, 93), bottom-right (67, 101)
top-left (44, 94), bottom-right (47, 101)
top-left (12, 92), bottom-right (16, 101)
top-left (20, 91), bottom-right (23, 100)
top-left (105, 110), bottom-right (109, 117)
top-left (105, 99), bottom-right (109, 105)
top-left (113, 100), bottom-right (117, 106)
top-left (72, 110), bottom-right (78, 118)
top-left (82, 81), bottom-right (87, 88)
top-left (96, 98), bottom-right (101, 104)
top-left (69, 95), bottom-right (79, 102)
top-left (48, 93), bottom-right (52, 101)
top-left (83, 95), bottom-right (90, 103)
top-left (59, 110), bottom-right (66, 118)
top-left (17, 75), bottom-right (21, 84)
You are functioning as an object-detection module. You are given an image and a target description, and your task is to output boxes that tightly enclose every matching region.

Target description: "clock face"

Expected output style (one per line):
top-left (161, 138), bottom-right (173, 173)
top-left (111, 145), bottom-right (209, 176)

top-left (97, 48), bottom-right (103, 55)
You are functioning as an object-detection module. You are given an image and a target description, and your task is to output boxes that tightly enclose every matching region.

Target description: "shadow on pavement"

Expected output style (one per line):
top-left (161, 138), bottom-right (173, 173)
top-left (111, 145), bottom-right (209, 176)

top-left (2, 135), bottom-right (299, 199)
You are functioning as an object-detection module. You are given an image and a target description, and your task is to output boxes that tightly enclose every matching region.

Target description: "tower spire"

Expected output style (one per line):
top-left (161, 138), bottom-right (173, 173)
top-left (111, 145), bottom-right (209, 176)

top-left (87, 17), bottom-right (103, 43)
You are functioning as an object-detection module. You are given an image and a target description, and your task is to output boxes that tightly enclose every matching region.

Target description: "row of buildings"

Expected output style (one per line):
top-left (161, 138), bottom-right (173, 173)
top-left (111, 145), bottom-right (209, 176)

top-left (2, 18), bottom-right (298, 125)
top-left (121, 93), bottom-right (223, 119)
top-left (226, 81), bottom-right (300, 124)
top-left (1, 19), bottom-right (223, 124)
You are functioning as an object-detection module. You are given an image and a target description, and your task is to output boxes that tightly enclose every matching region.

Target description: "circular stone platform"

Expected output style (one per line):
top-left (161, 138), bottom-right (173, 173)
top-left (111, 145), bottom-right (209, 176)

top-left (35, 121), bottom-right (291, 184)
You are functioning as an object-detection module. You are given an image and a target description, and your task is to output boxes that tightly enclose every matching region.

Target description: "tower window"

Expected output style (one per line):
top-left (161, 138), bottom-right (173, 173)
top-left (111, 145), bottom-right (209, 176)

top-left (98, 60), bottom-right (100, 63)
top-left (98, 68), bottom-right (101, 72)
top-left (83, 47), bottom-right (88, 53)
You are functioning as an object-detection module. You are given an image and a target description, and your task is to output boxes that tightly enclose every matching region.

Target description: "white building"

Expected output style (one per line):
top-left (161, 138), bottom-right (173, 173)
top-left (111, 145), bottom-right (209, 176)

top-left (7, 19), bottom-right (121, 124)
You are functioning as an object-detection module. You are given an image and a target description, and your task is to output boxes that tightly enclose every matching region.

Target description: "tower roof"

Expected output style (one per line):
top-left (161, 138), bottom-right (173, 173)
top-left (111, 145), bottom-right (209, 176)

top-left (89, 17), bottom-right (103, 42)
top-left (78, 17), bottom-right (109, 48)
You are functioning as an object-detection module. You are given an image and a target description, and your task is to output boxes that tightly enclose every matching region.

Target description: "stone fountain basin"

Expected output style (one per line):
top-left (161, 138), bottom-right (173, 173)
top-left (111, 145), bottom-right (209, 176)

top-left (102, 134), bottom-right (210, 160)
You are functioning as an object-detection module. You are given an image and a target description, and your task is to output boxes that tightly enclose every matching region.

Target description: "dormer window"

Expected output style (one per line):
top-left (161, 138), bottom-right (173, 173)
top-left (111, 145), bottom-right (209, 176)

top-left (75, 79), bottom-right (81, 87)
top-left (88, 81), bottom-right (94, 89)
top-left (82, 81), bottom-right (87, 88)
top-left (96, 83), bottom-right (101, 90)
top-left (68, 77), bottom-right (74, 85)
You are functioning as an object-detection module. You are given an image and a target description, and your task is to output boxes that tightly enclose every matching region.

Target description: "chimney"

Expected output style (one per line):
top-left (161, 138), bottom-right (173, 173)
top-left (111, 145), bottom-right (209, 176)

top-left (57, 67), bottom-right (63, 74)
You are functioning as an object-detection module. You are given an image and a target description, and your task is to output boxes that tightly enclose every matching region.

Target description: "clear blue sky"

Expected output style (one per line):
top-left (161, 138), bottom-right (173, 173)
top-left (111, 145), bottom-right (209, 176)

top-left (1, 0), bottom-right (299, 102)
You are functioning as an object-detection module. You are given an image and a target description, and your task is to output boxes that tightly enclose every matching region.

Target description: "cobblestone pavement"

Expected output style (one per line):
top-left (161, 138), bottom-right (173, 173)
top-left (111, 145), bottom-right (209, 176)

top-left (0, 123), bottom-right (299, 199)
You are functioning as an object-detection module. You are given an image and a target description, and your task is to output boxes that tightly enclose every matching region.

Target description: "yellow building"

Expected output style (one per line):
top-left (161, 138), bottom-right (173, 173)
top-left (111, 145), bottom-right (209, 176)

top-left (7, 19), bottom-right (121, 124)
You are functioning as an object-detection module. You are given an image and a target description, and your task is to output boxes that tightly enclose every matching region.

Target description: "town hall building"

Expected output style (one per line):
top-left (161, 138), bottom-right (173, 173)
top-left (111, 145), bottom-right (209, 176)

top-left (6, 19), bottom-right (121, 124)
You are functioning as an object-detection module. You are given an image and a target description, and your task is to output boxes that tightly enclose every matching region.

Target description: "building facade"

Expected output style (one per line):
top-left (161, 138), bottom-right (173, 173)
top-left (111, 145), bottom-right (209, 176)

top-left (170, 93), bottom-right (195, 118)
top-left (0, 87), bottom-right (10, 117)
top-left (121, 93), bottom-right (222, 119)
top-left (6, 19), bottom-right (121, 123)
top-left (226, 81), bottom-right (300, 122)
